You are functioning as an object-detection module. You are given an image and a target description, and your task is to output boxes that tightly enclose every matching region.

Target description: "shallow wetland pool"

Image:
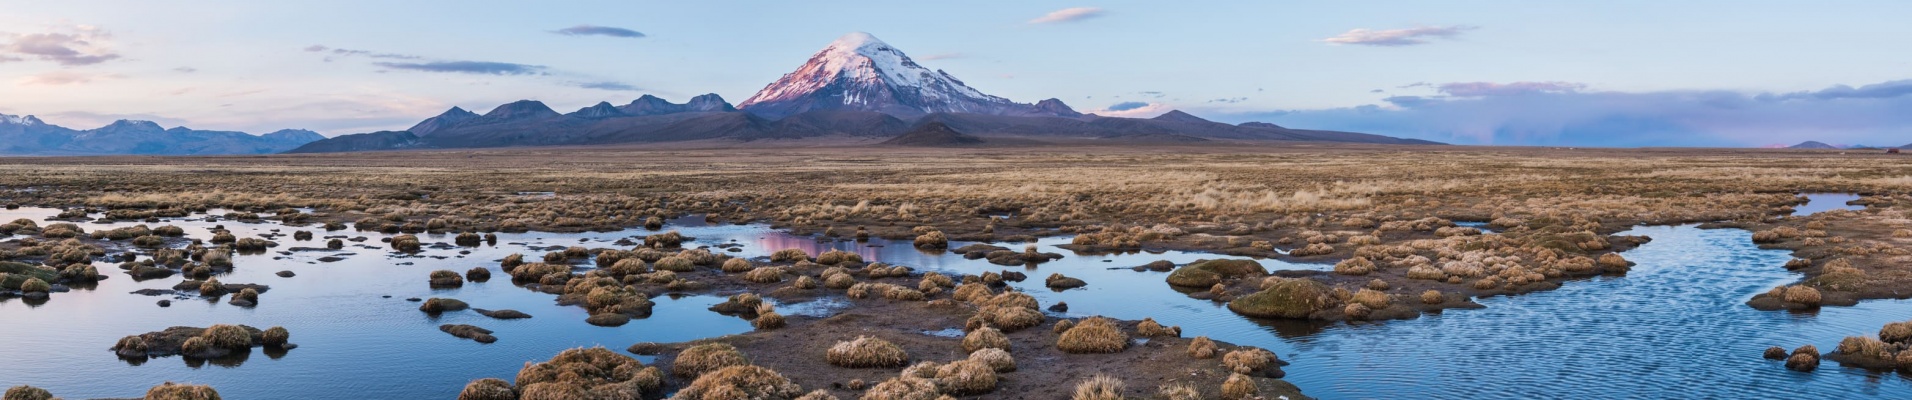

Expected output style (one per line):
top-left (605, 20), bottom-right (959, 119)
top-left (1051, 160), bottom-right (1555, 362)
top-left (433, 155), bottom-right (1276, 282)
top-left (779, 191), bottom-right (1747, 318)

top-left (3, 195), bottom-right (1911, 398)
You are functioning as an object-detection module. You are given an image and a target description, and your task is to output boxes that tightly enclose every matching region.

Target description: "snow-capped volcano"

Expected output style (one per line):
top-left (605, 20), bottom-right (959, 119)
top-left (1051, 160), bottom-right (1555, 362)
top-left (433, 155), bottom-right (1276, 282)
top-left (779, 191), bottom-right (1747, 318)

top-left (739, 32), bottom-right (1078, 119)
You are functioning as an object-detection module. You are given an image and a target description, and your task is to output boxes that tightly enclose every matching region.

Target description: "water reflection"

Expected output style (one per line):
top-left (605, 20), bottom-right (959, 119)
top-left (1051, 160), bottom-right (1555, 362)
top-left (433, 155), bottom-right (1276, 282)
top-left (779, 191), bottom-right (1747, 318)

top-left (1795, 193), bottom-right (1864, 216)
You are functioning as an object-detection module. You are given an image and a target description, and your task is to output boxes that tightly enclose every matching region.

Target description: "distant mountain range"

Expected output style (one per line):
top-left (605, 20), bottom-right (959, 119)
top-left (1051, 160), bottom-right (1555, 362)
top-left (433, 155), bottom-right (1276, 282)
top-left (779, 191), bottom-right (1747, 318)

top-left (290, 32), bottom-right (1437, 153)
top-left (1, 32), bottom-right (1436, 156)
top-left (1785, 140), bottom-right (1910, 150)
top-left (0, 114), bottom-right (321, 156)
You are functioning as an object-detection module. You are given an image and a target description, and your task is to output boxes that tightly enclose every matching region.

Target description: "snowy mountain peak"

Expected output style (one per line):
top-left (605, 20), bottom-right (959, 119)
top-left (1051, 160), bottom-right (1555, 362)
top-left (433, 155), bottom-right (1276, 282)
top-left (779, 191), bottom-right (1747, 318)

top-left (739, 32), bottom-right (1066, 119)
top-left (0, 114), bottom-right (46, 126)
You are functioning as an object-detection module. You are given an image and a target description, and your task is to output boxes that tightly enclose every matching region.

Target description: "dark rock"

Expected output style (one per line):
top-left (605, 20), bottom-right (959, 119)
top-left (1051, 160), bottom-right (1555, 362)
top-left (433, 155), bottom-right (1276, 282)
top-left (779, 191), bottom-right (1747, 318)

top-left (440, 324), bottom-right (497, 343)
top-left (474, 308), bottom-right (532, 319)
top-left (585, 313), bottom-right (631, 327)
top-left (627, 342), bottom-right (665, 355)
top-left (275, 271), bottom-right (295, 278)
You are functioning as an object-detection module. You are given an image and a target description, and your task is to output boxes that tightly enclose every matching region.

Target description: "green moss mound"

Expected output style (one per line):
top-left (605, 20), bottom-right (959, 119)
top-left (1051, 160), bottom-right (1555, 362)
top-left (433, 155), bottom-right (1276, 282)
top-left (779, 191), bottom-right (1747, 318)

top-left (1227, 278), bottom-right (1335, 319)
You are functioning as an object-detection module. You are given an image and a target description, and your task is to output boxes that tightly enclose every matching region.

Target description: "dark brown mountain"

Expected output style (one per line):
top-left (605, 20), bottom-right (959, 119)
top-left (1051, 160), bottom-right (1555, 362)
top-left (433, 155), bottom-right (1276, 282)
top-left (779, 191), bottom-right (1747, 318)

top-left (881, 122), bottom-right (986, 147)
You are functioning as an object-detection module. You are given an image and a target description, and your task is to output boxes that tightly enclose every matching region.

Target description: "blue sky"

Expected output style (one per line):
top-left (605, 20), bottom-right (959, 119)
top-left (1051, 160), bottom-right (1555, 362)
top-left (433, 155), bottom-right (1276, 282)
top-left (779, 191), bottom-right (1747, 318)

top-left (2, 0), bottom-right (1909, 146)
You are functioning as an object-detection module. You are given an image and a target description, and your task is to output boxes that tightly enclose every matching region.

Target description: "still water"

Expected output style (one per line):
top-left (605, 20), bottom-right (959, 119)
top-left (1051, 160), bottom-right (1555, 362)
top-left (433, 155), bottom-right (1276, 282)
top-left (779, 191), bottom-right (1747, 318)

top-left (1, 203), bottom-right (1908, 399)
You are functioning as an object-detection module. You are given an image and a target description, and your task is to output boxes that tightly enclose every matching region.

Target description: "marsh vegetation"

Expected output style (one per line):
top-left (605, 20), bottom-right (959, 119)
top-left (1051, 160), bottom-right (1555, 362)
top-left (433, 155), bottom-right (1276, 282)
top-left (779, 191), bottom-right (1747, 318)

top-left (4, 145), bottom-right (1912, 398)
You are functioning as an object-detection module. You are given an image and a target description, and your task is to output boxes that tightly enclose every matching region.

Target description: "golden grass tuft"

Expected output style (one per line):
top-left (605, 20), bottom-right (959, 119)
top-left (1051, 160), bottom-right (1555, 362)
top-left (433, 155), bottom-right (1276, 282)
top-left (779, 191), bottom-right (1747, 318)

top-left (1333, 257), bottom-right (1375, 275)
top-left (1070, 375), bottom-right (1125, 400)
top-left (826, 336), bottom-right (908, 368)
top-left (674, 365), bottom-right (804, 400)
top-left (914, 231), bottom-right (948, 249)
top-left (770, 248), bottom-right (810, 262)
top-left (753, 311), bottom-right (786, 330)
top-left (1221, 347), bottom-right (1275, 374)
top-left (261, 326), bottom-right (289, 347)
top-left (1782, 285), bottom-right (1823, 306)
top-left (429, 269), bottom-right (464, 288)
top-left (143, 382), bottom-right (222, 400)
top-left (1421, 290), bottom-right (1445, 305)
top-left (1135, 317), bottom-right (1181, 337)
top-left (515, 347), bottom-right (661, 398)
top-left (795, 390), bottom-right (839, 400)
top-left (18, 277), bottom-right (49, 293)
top-left (968, 347), bottom-right (1016, 372)
top-left (1344, 303), bottom-right (1372, 319)
top-left (979, 305), bottom-right (1044, 332)
top-left (457, 378), bottom-right (515, 400)
top-left (1881, 321), bottom-right (1912, 344)
top-left (3, 386), bottom-right (54, 400)
top-left (1188, 336), bottom-right (1218, 359)
top-left (672, 342), bottom-right (750, 378)
top-left (1057, 317), bottom-right (1129, 354)
top-left (654, 256), bottom-right (695, 272)
top-left (721, 258), bottom-right (753, 273)
top-left (201, 324), bottom-right (253, 350)
top-left (744, 267), bottom-right (786, 283)
top-left (935, 359), bottom-right (999, 395)
top-left (1158, 384), bottom-right (1201, 400)
top-left (816, 249), bottom-right (864, 265)
top-left (1351, 288), bottom-right (1392, 309)
top-left (963, 326), bottom-right (1010, 353)
top-left (1221, 373), bottom-right (1258, 400)
top-left (862, 377), bottom-right (939, 400)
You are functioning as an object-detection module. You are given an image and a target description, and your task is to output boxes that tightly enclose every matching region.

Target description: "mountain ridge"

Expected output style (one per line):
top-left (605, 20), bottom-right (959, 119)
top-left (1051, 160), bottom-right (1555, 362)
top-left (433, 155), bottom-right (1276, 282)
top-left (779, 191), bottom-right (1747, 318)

top-left (0, 113), bottom-right (323, 156)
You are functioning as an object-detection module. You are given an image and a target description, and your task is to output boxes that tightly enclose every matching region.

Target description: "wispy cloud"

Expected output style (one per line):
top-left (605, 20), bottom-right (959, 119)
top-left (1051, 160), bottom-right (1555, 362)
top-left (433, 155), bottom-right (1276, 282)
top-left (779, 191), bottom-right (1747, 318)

top-left (373, 61), bottom-right (546, 75)
top-left (1085, 101), bottom-right (1171, 118)
top-left (552, 25), bottom-right (645, 38)
top-left (1217, 79), bottom-right (1912, 147)
top-left (573, 81), bottom-right (639, 91)
top-left (2, 25), bottom-right (121, 66)
top-left (919, 53), bottom-right (963, 61)
top-left (1323, 25), bottom-right (1477, 47)
top-left (1106, 101), bottom-right (1150, 111)
top-left (1029, 7), bottom-right (1104, 24)
top-left (1438, 81), bottom-right (1585, 97)
top-left (304, 45), bottom-right (419, 60)
top-left (18, 71), bottom-right (116, 85)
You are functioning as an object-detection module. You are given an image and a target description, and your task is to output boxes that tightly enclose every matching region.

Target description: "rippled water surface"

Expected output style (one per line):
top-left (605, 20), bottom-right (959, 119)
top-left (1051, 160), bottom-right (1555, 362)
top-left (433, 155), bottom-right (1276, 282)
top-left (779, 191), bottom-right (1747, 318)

top-left (3, 203), bottom-right (1910, 399)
